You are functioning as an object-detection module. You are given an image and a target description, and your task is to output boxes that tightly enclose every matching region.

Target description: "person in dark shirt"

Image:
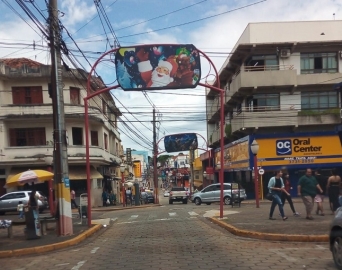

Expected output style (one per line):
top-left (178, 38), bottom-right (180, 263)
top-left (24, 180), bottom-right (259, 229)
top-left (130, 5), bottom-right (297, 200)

top-left (314, 169), bottom-right (327, 216)
top-left (298, 168), bottom-right (324, 220)
top-left (281, 174), bottom-right (300, 217)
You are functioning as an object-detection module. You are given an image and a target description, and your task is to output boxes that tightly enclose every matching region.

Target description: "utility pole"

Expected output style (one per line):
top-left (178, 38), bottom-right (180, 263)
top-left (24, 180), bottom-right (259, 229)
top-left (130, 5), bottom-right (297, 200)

top-left (189, 148), bottom-right (195, 197)
top-left (49, 0), bottom-right (73, 235)
top-left (153, 109), bottom-right (159, 204)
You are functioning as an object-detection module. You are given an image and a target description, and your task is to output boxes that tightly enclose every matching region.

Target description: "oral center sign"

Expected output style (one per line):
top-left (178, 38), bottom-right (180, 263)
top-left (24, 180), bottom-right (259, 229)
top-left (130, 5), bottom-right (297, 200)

top-left (276, 138), bottom-right (322, 156)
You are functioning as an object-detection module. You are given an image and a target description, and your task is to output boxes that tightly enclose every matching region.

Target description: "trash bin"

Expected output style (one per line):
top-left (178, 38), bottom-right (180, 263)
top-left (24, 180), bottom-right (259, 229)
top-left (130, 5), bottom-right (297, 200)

top-left (78, 205), bottom-right (87, 218)
top-left (24, 207), bottom-right (41, 239)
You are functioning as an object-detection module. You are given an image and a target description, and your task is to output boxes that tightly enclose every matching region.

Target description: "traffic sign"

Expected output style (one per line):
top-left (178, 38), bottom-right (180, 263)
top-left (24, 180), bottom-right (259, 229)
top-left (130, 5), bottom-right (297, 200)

top-left (258, 168), bottom-right (265, 175)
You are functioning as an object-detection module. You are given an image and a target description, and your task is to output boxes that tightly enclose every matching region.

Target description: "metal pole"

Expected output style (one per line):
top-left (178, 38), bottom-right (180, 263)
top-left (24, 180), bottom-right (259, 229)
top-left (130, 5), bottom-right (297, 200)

top-left (219, 91), bottom-right (225, 218)
top-left (153, 109), bottom-right (159, 204)
top-left (121, 171), bottom-right (125, 207)
top-left (84, 100), bottom-right (92, 227)
top-left (49, 0), bottom-right (72, 235)
top-left (254, 155), bottom-right (260, 208)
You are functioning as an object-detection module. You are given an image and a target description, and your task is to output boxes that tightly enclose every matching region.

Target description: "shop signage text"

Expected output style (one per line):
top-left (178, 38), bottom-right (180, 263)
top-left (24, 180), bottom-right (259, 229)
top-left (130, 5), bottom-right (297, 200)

top-left (276, 138), bottom-right (322, 156)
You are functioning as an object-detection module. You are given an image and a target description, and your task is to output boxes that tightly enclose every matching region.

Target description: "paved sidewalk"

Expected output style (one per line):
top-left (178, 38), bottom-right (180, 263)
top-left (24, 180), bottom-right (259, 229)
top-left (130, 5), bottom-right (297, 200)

top-left (209, 199), bottom-right (334, 241)
top-left (0, 204), bottom-right (160, 255)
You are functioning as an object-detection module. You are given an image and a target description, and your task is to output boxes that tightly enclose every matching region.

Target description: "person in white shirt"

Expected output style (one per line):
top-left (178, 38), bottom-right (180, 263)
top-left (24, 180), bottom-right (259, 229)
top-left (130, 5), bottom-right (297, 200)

top-left (17, 201), bottom-right (24, 219)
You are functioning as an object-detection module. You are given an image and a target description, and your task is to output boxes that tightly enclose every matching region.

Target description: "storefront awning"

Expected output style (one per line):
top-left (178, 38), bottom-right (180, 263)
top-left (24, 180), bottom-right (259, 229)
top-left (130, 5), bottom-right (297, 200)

top-left (68, 166), bottom-right (103, 180)
top-left (194, 181), bottom-right (203, 188)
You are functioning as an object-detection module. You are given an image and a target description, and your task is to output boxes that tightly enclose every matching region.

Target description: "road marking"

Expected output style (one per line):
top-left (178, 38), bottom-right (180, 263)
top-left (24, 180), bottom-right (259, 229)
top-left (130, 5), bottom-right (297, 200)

top-left (270, 249), bottom-right (297, 262)
top-left (188, 211), bottom-right (199, 216)
top-left (71, 261), bottom-right (87, 270)
top-left (130, 215), bottom-right (139, 219)
top-left (111, 218), bottom-right (117, 222)
top-left (117, 221), bottom-right (138, 224)
top-left (72, 249), bottom-right (80, 252)
top-left (203, 210), bottom-right (239, 217)
top-left (155, 218), bottom-right (171, 221)
top-left (55, 263), bottom-right (70, 266)
top-left (90, 247), bottom-right (100, 254)
top-left (169, 212), bottom-right (177, 216)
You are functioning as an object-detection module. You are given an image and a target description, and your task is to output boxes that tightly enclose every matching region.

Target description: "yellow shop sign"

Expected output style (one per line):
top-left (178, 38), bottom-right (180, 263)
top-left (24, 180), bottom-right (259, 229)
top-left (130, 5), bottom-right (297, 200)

top-left (257, 135), bottom-right (342, 166)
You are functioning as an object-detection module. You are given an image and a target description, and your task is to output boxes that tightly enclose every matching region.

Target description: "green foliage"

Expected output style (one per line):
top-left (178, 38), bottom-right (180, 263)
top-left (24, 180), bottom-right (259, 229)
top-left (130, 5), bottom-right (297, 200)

top-left (225, 124), bottom-right (232, 138)
top-left (298, 108), bottom-right (340, 116)
top-left (157, 155), bottom-right (172, 163)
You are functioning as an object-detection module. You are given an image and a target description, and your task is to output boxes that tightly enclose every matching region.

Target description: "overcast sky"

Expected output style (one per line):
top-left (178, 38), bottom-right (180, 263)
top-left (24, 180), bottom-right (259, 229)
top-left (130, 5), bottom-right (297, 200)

top-left (0, 0), bottom-right (341, 156)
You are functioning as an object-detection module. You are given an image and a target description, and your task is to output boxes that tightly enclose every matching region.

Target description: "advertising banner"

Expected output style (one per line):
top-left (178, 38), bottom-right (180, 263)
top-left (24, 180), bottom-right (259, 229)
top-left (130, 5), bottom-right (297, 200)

top-left (115, 44), bottom-right (201, 90)
top-left (257, 135), bottom-right (342, 166)
top-left (164, 133), bottom-right (198, 153)
top-left (133, 161), bottom-right (141, 178)
top-left (214, 136), bottom-right (250, 171)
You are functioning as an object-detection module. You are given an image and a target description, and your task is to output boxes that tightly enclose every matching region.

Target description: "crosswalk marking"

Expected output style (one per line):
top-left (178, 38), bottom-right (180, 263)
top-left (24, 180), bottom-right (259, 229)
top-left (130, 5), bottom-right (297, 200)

top-left (169, 212), bottom-right (177, 217)
top-left (129, 215), bottom-right (139, 220)
top-left (188, 211), bottom-right (199, 216)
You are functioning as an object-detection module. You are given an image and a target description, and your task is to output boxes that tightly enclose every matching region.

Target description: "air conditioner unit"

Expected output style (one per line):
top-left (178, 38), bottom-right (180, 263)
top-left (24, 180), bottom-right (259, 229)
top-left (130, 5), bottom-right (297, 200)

top-left (280, 49), bottom-right (291, 58)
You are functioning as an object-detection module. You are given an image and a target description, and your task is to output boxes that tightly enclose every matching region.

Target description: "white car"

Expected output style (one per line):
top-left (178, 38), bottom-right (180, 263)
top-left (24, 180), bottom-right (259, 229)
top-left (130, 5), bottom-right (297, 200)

top-left (163, 191), bottom-right (170, 197)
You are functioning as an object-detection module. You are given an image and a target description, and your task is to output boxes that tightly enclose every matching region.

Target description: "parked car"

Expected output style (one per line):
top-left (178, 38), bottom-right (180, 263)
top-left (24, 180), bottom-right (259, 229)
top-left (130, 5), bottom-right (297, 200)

top-left (329, 207), bottom-right (342, 269)
top-left (141, 191), bottom-right (154, 204)
top-left (0, 191), bottom-right (49, 215)
top-left (163, 191), bottom-right (170, 197)
top-left (190, 183), bottom-right (247, 205)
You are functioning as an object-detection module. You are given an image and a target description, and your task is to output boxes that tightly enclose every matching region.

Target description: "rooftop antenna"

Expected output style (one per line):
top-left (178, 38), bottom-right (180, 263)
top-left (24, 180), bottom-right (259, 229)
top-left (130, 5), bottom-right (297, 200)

top-left (333, 13), bottom-right (335, 20)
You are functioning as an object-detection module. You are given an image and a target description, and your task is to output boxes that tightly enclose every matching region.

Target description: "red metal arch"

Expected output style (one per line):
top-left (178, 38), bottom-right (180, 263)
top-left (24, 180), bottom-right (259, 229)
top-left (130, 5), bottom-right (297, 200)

top-left (84, 45), bottom-right (225, 226)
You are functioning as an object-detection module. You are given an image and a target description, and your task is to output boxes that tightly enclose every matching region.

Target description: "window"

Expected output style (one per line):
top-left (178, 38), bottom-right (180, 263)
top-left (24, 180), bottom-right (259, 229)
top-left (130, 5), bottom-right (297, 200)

top-left (102, 100), bottom-right (107, 115)
top-left (72, 127), bottom-right (83, 145)
top-left (300, 53), bottom-right (337, 74)
top-left (301, 91), bottom-right (338, 111)
top-left (91, 131), bottom-right (98, 146)
top-left (9, 128), bottom-right (46, 146)
top-left (245, 55), bottom-right (279, 71)
top-left (115, 142), bottom-right (119, 155)
top-left (12, 86), bottom-right (43, 104)
top-left (246, 93), bottom-right (280, 112)
top-left (70, 87), bottom-right (80, 105)
top-left (104, 133), bottom-right (108, 150)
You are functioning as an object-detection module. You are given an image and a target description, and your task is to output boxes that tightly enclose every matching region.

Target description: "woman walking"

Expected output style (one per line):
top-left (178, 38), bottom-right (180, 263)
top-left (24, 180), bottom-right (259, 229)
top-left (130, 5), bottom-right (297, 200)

top-left (281, 174), bottom-right (300, 216)
top-left (327, 169), bottom-right (341, 214)
top-left (268, 170), bottom-right (288, 221)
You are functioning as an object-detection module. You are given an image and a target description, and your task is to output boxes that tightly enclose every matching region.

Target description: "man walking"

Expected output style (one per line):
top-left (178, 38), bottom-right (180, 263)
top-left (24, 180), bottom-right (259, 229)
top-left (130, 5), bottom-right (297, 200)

top-left (70, 189), bottom-right (78, 209)
top-left (298, 168), bottom-right (324, 220)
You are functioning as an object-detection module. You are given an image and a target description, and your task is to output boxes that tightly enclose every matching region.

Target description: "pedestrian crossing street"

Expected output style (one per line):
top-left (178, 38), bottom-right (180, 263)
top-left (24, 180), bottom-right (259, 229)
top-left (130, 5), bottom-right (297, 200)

top-left (113, 209), bottom-right (239, 225)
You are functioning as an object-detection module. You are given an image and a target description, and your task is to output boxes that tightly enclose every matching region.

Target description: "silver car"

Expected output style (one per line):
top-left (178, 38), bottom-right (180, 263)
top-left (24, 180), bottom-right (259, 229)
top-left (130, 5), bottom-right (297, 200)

top-left (191, 183), bottom-right (247, 205)
top-left (329, 207), bottom-right (342, 269)
top-left (0, 191), bottom-right (49, 215)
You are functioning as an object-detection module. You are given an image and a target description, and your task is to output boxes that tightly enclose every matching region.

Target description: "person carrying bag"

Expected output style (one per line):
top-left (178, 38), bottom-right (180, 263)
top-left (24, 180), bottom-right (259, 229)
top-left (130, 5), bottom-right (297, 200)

top-left (268, 170), bottom-right (288, 221)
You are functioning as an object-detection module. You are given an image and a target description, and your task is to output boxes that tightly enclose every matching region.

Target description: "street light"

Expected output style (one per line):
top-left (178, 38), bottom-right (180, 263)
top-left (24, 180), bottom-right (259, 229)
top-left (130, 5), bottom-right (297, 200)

top-left (120, 163), bottom-right (126, 207)
top-left (44, 154), bottom-right (54, 216)
top-left (250, 139), bottom-right (260, 208)
top-left (203, 170), bottom-right (207, 188)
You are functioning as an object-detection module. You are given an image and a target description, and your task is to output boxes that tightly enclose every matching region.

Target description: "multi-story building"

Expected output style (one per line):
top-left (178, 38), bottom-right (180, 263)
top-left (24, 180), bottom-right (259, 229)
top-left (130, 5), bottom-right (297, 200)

top-left (0, 58), bottom-right (123, 206)
top-left (206, 20), bottom-right (342, 197)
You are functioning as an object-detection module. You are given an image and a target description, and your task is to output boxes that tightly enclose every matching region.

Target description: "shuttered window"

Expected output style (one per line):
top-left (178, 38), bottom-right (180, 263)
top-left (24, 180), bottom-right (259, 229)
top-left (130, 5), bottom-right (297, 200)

top-left (9, 128), bottom-right (46, 146)
top-left (70, 87), bottom-right (80, 105)
top-left (91, 131), bottom-right (98, 146)
top-left (12, 86), bottom-right (43, 104)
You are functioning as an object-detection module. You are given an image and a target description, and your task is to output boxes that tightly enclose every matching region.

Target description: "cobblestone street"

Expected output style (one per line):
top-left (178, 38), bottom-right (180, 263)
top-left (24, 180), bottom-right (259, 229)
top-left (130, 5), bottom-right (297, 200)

top-left (0, 200), bottom-right (337, 270)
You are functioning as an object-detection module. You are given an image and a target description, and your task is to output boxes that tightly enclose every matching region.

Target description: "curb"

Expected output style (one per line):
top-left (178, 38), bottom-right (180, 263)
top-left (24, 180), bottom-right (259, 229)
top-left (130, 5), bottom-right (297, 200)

top-left (92, 204), bottom-right (162, 212)
top-left (0, 223), bottom-right (102, 258)
top-left (208, 217), bottom-right (329, 242)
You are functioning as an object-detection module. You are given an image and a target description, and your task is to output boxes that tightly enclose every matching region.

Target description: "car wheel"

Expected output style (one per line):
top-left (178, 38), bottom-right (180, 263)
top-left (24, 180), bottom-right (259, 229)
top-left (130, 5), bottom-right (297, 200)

top-left (194, 198), bottom-right (201, 205)
top-left (333, 236), bottom-right (342, 270)
top-left (169, 200), bottom-right (173, 204)
top-left (224, 196), bottom-right (231, 205)
top-left (206, 203), bottom-right (211, 205)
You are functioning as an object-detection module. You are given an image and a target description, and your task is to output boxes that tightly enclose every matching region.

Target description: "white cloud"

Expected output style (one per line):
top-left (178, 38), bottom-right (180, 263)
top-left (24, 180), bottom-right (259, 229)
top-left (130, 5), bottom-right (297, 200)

top-left (60, 0), bottom-right (97, 28)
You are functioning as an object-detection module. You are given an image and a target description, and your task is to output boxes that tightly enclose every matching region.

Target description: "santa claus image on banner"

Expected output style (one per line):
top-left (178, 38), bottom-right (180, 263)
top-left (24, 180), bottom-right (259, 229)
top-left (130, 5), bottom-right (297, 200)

top-left (138, 57), bottom-right (178, 88)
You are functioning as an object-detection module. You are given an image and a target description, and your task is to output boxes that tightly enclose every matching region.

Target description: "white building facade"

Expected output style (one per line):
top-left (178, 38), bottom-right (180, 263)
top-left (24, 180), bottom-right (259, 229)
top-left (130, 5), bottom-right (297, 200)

top-left (0, 58), bottom-right (123, 207)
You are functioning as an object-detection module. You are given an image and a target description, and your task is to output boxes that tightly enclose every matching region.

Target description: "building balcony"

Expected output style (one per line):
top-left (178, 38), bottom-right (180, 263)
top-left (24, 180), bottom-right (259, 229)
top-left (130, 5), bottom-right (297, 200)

top-left (0, 104), bottom-right (120, 138)
top-left (297, 73), bottom-right (342, 86)
top-left (209, 129), bottom-right (220, 145)
top-left (230, 108), bottom-right (298, 133)
top-left (297, 109), bottom-right (340, 126)
top-left (0, 145), bottom-right (122, 166)
top-left (229, 65), bottom-right (297, 97)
